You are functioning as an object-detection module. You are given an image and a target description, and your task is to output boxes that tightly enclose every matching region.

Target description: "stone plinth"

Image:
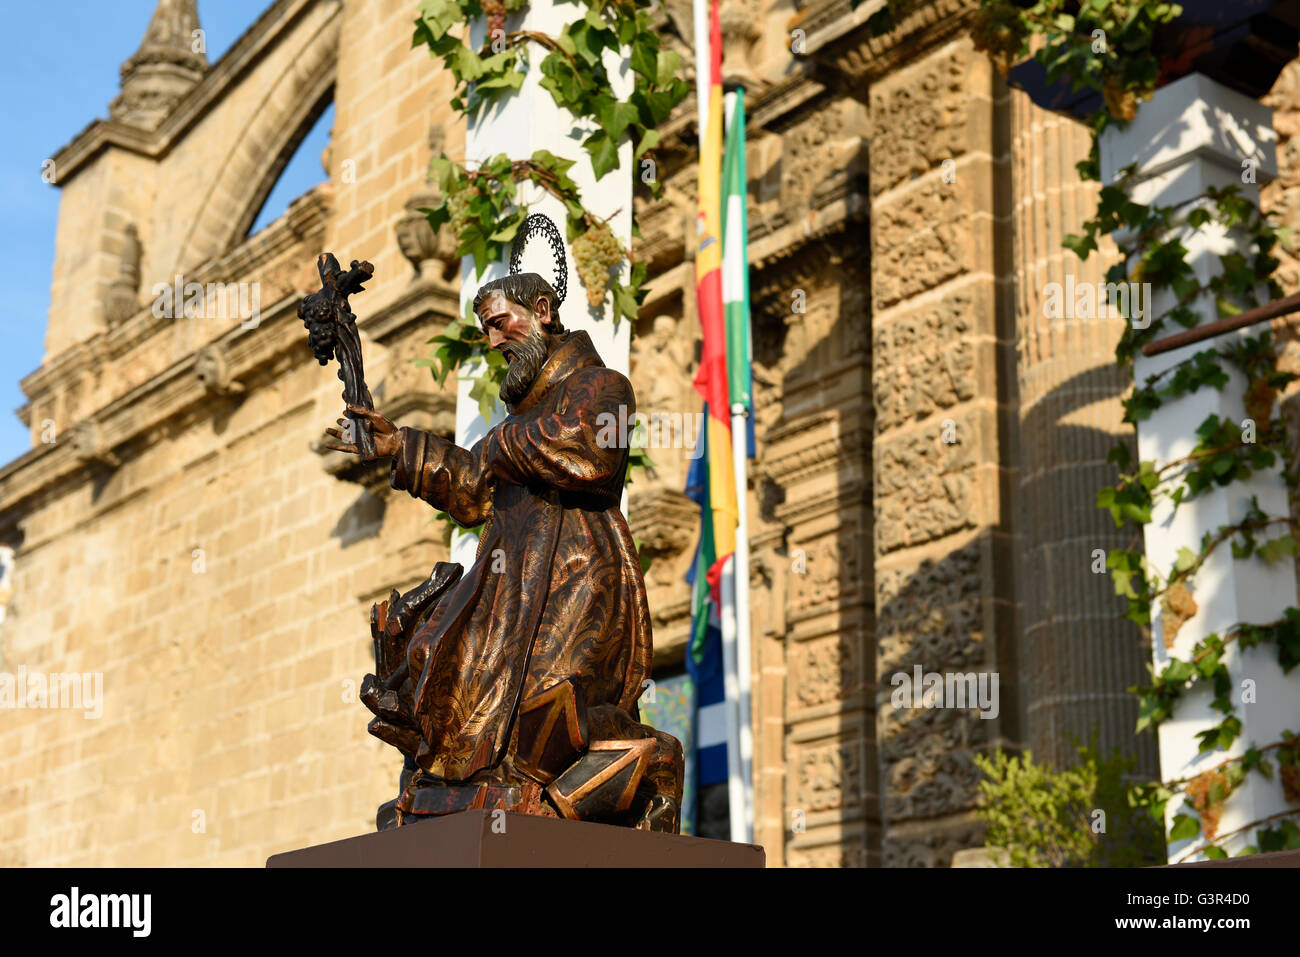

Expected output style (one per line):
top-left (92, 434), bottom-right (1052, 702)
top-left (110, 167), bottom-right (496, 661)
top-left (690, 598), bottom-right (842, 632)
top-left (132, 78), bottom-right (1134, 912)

top-left (266, 811), bottom-right (766, 868)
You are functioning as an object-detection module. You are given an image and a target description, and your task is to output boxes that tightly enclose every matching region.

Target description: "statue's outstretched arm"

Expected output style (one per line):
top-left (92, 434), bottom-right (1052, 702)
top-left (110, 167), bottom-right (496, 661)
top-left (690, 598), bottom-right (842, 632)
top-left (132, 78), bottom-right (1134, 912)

top-left (389, 426), bottom-right (495, 527)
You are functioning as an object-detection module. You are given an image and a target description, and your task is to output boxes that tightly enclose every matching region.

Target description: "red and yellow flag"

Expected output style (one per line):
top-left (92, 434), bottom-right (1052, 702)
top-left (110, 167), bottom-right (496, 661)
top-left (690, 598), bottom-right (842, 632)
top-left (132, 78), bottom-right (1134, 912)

top-left (692, 0), bottom-right (736, 595)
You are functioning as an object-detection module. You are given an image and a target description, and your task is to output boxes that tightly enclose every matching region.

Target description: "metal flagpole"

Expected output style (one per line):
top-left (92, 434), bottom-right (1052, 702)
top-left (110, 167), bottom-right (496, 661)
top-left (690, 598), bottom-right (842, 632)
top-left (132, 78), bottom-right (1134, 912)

top-left (693, 0), bottom-right (710, 137)
top-left (718, 556), bottom-right (745, 843)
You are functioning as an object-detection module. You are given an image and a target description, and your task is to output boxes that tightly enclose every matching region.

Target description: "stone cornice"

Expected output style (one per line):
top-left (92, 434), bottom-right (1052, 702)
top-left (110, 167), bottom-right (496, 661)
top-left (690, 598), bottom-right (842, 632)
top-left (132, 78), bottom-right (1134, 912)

top-left (746, 69), bottom-right (828, 132)
top-left (750, 188), bottom-right (867, 273)
top-left (0, 265), bottom-right (460, 527)
top-left (775, 482), bottom-right (870, 527)
top-left (190, 187), bottom-right (332, 294)
top-left (631, 195), bottom-right (687, 278)
top-left (639, 260), bottom-right (690, 320)
top-left (360, 274), bottom-right (461, 345)
top-left (627, 488), bottom-right (698, 549)
top-left (658, 53), bottom-right (826, 151)
top-left (0, 291), bottom-right (299, 525)
top-left (762, 410), bottom-right (871, 487)
top-left (20, 186), bottom-right (332, 410)
top-left (804, 0), bottom-right (979, 96)
top-left (800, 0), bottom-right (882, 48)
top-left (640, 181), bottom-right (867, 321)
top-left (49, 0), bottom-right (332, 182)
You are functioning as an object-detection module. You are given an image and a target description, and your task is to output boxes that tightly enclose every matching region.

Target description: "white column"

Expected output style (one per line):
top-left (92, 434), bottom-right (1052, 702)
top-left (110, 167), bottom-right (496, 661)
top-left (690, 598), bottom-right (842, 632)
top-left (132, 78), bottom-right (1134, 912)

top-left (1100, 72), bottom-right (1294, 861)
top-left (452, 3), bottom-right (634, 565)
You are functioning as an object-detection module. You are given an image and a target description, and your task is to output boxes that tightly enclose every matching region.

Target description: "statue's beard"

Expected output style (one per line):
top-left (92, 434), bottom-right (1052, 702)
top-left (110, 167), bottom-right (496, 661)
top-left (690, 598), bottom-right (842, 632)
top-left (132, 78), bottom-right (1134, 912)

top-left (499, 321), bottom-right (551, 405)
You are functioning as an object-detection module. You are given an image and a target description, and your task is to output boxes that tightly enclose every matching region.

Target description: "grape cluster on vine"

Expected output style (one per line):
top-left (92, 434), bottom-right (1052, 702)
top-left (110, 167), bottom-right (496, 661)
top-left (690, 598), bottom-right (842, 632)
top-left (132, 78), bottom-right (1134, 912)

top-left (572, 220), bottom-right (624, 308)
top-left (1185, 770), bottom-right (1230, 842)
top-left (446, 187), bottom-right (479, 237)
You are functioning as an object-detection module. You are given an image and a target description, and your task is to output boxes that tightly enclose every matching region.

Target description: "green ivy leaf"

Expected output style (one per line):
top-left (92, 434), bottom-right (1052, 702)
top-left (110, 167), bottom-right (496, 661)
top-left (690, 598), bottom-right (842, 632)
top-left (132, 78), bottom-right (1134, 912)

top-left (656, 49), bottom-right (682, 87)
top-left (1258, 535), bottom-right (1300, 563)
top-left (1063, 232), bottom-right (1097, 258)
top-left (635, 127), bottom-right (661, 159)
top-left (630, 35), bottom-right (658, 80)
top-left (613, 282), bottom-right (639, 323)
top-left (598, 100), bottom-right (639, 141)
top-left (456, 44), bottom-right (486, 81)
top-left (1216, 297), bottom-right (1243, 318)
top-left (584, 129), bottom-right (620, 179)
top-left (1169, 813), bottom-right (1199, 841)
top-left (573, 20), bottom-right (605, 65)
top-left (416, 0), bottom-right (459, 41)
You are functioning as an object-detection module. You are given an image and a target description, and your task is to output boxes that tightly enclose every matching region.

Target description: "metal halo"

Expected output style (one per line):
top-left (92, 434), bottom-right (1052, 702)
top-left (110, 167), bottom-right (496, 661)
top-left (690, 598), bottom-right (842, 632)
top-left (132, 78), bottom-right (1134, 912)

top-left (508, 212), bottom-right (568, 307)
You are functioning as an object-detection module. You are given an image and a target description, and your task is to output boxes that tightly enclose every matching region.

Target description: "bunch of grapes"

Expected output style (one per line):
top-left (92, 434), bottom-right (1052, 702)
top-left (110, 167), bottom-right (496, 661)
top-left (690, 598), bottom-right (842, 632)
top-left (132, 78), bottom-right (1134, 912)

top-left (484, 0), bottom-right (507, 40)
top-left (1185, 769), bottom-right (1230, 841)
top-left (446, 186), bottom-right (479, 238)
top-left (486, 0), bottom-right (529, 32)
top-left (573, 220), bottom-right (625, 308)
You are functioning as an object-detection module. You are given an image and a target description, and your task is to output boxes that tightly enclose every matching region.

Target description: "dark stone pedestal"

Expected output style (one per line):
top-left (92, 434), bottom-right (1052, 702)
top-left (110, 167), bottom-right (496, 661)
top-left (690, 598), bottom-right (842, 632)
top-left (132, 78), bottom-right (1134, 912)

top-left (266, 810), bottom-right (766, 868)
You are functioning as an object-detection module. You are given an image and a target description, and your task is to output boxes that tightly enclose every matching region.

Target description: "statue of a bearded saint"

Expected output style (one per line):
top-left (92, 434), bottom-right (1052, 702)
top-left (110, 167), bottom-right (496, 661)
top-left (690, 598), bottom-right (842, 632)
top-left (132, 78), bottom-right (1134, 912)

top-left (324, 271), bottom-right (684, 832)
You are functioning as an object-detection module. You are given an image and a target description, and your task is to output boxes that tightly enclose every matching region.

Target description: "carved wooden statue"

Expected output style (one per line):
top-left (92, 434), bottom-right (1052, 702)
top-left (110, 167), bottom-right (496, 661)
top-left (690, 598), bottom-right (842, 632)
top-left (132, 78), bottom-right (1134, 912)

top-left (308, 217), bottom-right (684, 833)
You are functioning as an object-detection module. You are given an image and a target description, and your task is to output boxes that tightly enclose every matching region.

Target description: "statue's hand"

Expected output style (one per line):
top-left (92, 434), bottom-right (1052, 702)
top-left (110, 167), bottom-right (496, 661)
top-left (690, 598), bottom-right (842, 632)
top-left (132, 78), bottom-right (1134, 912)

top-left (324, 403), bottom-right (403, 460)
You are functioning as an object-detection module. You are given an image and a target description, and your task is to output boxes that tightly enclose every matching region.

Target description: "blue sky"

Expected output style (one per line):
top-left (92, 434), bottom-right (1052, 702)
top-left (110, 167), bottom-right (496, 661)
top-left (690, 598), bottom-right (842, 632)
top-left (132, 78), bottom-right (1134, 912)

top-left (0, 1), bottom-right (333, 467)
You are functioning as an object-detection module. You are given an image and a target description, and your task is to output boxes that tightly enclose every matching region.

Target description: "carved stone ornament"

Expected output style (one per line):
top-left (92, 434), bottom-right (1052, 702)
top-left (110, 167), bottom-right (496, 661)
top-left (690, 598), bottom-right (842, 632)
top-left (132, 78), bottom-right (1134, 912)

top-left (68, 420), bottom-right (121, 471)
top-left (109, 0), bottom-right (208, 129)
top-left (104, 224), bottom-right (143, 327)
top-left (194, 343), bottom-right (245, 398)
top-left (394, 190), bottom-right (459, 281)
top-left (719, 0), bottom-right (763, 88)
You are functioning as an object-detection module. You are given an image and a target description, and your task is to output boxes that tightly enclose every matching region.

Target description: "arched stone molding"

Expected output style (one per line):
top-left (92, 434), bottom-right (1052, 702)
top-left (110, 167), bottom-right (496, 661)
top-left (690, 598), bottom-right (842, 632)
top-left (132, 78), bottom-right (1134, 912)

top-left (171, 1), bottom-right (341, 273)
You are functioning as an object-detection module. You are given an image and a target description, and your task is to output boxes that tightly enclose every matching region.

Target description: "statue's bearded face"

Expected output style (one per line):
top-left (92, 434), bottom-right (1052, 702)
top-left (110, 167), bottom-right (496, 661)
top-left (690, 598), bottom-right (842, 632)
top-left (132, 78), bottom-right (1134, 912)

top-left (477, 291), bottom-right (554, 405)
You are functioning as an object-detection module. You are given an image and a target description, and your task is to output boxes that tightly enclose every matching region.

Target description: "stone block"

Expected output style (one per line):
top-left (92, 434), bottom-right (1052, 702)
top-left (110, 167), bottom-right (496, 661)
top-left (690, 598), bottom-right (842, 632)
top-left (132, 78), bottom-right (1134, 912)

top-left (266, 810), bottom-right (766, 868)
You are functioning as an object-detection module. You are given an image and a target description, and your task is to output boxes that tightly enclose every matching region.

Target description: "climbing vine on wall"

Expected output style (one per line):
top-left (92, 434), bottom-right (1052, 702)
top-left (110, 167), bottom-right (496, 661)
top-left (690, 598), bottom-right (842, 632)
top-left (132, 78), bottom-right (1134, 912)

top-left (972, 0), bottom-right (1300, 860)
top-left (413, 0), bottom-right (688, 347)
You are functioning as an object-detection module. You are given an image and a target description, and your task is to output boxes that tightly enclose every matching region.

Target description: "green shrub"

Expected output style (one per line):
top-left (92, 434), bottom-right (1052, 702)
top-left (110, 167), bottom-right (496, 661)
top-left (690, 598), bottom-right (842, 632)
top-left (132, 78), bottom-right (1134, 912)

top-left (974, 741), bottom-right (1163, 868)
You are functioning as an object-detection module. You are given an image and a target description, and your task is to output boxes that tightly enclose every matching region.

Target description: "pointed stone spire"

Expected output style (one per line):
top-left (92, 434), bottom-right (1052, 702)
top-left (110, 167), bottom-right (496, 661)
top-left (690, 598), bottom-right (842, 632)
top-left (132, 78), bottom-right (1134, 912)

top-left (109, 0), bottom-right (208, 129)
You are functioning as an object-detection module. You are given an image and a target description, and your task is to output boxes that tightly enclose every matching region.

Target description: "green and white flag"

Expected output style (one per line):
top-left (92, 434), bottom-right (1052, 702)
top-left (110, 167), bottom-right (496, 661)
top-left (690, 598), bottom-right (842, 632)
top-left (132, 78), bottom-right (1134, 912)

top-left (721, 90), bottom-right (753, 444)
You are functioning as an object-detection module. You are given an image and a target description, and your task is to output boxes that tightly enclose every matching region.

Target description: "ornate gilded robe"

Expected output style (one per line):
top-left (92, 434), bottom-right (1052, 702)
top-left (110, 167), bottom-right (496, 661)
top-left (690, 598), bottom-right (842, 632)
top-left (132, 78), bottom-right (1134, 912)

top-left (389, 330), bottom-right (652, 783)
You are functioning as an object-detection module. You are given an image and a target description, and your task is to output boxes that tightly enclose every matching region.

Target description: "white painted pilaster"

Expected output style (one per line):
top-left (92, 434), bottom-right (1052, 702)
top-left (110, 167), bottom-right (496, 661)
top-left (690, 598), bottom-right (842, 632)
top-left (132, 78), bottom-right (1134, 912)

top-left (1101, 72), bottom-right (1293, 861)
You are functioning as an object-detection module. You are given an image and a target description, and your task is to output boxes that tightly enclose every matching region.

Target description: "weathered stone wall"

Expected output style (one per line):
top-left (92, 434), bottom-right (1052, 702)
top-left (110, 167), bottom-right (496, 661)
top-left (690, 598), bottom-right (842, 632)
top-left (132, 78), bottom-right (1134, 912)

top-left (866, 34), bottom-right (1019, 867)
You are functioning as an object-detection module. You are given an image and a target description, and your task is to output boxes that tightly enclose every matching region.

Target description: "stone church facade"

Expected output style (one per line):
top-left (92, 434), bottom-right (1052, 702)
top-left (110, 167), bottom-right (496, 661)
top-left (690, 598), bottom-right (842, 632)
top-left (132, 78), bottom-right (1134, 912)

top-left (17, 0), bottom-right (1277, 866)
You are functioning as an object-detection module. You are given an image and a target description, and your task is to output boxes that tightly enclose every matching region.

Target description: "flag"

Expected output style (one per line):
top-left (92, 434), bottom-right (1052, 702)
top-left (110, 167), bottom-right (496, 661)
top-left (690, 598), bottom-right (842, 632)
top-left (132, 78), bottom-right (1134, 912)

top-left (721, 89), bottom-right (754, 459)
top-left (685, 416), bottom-right (728, 786)
top-left (720, 88), bottom-right (756, 841)
top-left (691, 0), bottom-right (736, 603)
top-left (684, 0), bottom-right (734, 793)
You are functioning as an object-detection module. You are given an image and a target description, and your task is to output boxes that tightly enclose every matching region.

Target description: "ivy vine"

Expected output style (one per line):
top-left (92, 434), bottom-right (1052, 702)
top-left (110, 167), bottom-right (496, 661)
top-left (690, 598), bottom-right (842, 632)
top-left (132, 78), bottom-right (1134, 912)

top-left (973, 0), bottom-right (1300, 860)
